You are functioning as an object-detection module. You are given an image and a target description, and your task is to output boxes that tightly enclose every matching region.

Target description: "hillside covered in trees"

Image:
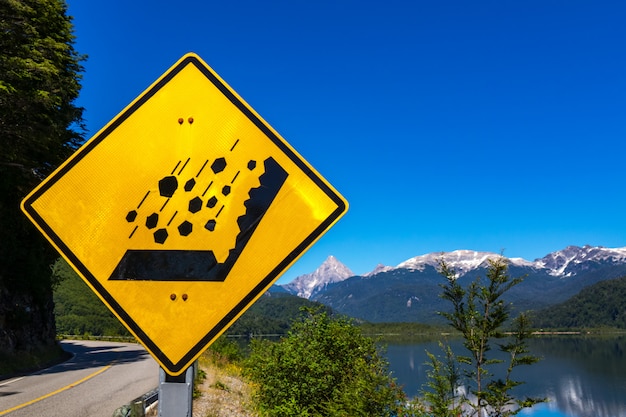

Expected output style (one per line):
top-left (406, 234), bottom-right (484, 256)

top-left (533, 275), bottom-right (626, 329)
top-left (52, 260), bottom-right (129, 336)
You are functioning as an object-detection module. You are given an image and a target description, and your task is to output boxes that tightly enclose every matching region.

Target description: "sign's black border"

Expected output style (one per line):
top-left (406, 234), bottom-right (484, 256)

top-left (22, 55), bottom-right (347, 375)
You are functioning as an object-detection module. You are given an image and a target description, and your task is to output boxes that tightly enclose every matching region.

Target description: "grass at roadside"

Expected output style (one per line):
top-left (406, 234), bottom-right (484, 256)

top-left (192, 340), bottom-right (258, 417)
top-left (56, 334), bottom-right (137, 343)
top-left (0, 343), bottom-right (70, 377)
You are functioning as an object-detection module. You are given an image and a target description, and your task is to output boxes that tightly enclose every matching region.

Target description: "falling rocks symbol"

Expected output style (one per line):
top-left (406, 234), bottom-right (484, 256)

top-left (109, 157), bottom-right (288, 281)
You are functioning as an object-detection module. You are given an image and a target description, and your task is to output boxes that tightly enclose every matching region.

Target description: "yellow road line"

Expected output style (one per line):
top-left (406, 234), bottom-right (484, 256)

top-left (0, 364), bottom-right (112, 416)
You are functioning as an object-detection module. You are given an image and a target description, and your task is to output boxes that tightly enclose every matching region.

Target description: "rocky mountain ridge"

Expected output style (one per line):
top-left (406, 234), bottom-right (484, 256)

top-left (277, 245), bottom-right (626, 323)
top-left (282, 245), bottom-right (626, 299)
top-left (396, 246), bottom-right (626, 277)
top-left (282, 255), bottom-right (354, 299)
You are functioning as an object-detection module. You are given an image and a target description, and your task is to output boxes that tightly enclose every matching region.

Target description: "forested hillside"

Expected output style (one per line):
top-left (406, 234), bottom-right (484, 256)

top-left (533, 275), bottom-right (626, 329)
top-left (225, 292), bottom-right (330, 336)
top-left (53, 259), bottom-right (129, 336)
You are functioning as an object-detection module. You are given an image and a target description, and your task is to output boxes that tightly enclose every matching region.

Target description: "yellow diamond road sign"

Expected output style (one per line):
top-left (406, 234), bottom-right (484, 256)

top-left (21, 53), bottom-right (347, 375)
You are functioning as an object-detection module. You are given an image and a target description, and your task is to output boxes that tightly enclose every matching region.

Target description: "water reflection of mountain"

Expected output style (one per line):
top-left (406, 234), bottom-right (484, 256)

top-left (519, 337), bottom-right (626, 417)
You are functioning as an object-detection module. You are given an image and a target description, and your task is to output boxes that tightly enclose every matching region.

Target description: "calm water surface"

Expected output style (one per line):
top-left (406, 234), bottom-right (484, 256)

top-left (384, 336), bottom-right (626, 417)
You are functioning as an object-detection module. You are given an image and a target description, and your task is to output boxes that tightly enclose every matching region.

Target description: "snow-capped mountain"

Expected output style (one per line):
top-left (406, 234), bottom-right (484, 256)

top-left (282, 255), bottom-right (354, 299)
top-left (278, 245), bottom-right (626, 323)
top-left (535, 245), bottom-right (626, 277)
top-left (393, 245), bottom-right (626, 279)
top-left (396, 249), bottom-right (534, 277)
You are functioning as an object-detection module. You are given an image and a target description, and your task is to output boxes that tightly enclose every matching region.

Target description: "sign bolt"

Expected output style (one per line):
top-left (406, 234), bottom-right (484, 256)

top-left (182, 294), bottom-right (188, 301)
top-left (188, 117), bottom-right (194, 124)
top-left (178, 117), bottom-right (184, 124)
top-left (170, 294), bottom-right (176, 301)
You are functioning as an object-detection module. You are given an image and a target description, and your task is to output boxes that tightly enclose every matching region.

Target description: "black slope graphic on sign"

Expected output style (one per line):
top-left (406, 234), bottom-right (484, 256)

top-left (108, 157), bottom-right (288, 281)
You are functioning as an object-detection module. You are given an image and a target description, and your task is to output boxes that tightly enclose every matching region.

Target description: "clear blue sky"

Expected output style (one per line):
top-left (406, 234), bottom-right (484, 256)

top-left (67, 0), bottom-right (626, 284)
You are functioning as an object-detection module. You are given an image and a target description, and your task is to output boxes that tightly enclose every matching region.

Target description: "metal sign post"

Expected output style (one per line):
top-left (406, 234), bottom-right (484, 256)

top-left (159, 364), bottom-right (195, 417)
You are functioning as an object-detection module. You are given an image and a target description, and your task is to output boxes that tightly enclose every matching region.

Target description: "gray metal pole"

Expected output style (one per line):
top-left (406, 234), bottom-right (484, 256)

top-left (158, 364), bottom-right (194, 417)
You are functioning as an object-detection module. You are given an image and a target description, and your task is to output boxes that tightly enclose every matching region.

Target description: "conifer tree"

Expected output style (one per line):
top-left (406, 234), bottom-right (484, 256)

top-left (0, 0), bottom-right (84, 353)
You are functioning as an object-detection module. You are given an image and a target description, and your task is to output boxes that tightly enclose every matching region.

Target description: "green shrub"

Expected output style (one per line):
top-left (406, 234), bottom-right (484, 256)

top-left (244, 308), bottom-right (406, 417)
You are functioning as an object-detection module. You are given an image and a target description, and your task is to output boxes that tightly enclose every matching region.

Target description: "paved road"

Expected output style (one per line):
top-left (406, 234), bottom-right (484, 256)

top-left (0, 340), bottom-right (159, 417)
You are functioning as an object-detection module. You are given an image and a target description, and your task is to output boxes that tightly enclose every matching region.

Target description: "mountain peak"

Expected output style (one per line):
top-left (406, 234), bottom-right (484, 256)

top-left (536, 245), bottom-right (626, 277)
top-left (282, 256), bottom-right (354, 299)
top-left (397, 250), bottom-right (501, 275)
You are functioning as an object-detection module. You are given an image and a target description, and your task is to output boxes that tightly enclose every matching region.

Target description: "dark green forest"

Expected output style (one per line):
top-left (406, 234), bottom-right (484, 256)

top-left (0, 0), bottom-right (85, 356)
top-left (532, 275), bottom-right (626, 330)
top-left (52, 260), bottom-right (129, 336)
top-left (226, 293), bottom-right (331, 336)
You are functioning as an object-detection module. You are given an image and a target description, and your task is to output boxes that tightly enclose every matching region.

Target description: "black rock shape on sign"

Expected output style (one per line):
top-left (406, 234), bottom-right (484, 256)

top-left (108, 157), bottom-right (288, 282)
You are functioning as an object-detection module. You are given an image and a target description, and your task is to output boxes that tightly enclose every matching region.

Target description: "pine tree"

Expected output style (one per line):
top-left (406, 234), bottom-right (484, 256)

top-left (0, 0), bottom-right (85, 353)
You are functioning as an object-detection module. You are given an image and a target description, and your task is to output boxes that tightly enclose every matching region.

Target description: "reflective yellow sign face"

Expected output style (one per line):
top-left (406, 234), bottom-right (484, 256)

top-left (21, 53), bottom-right (347, 375)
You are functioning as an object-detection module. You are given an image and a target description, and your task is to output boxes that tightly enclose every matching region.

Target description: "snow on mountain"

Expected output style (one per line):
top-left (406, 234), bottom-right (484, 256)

top-left (393, 246), bottom-right (626, 278)
top-left (282, 255), bottom-right (354, 299)
top-left (397, 250), bottom-right (506, 276)
top-left (535, 245), bottom-right (626, 277)
top-left (363, 263), bottom-right (394, 277)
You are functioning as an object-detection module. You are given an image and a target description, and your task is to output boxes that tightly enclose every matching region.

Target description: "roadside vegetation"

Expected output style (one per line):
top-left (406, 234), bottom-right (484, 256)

top-left (245, 307), bottom-right (406, 416)
top-left (191, 340), bottom-right (257, 417)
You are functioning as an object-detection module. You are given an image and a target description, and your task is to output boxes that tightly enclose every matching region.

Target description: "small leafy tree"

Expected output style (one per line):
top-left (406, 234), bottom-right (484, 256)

top-left (245, 307), bottom-right (406, 417)
top-left (420, 256), bottom-right (544, 417)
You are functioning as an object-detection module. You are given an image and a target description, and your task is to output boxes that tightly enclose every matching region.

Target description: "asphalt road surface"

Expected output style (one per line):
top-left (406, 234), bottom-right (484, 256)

top-left (0, 340), bottom-right (159, 417)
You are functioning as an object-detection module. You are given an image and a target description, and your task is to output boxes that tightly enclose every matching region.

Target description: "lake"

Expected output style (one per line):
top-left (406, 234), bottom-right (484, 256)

top-left (384, 335), bottom-right (626, 417)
